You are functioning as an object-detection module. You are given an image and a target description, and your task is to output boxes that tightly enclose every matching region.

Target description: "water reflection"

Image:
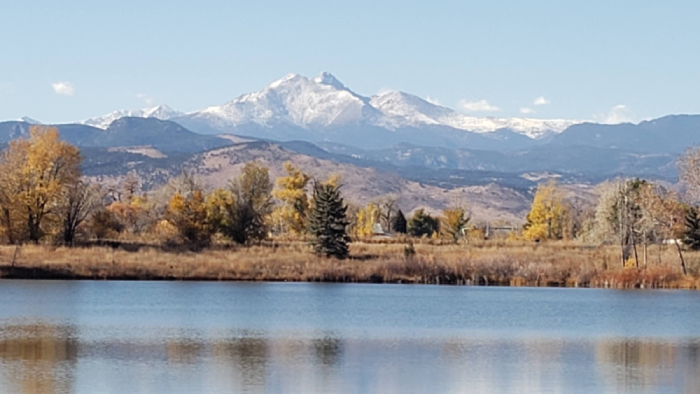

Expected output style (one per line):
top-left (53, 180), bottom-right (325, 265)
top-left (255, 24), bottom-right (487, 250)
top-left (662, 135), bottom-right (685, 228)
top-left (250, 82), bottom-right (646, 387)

top-left (214, 335), bottom-right (269, 391)
top-left (0, 324), bottom-right (77, 394)
top-left (596, 339), bottom-right (700, 392)
top-left (0, 321), bottom-right (698, 393)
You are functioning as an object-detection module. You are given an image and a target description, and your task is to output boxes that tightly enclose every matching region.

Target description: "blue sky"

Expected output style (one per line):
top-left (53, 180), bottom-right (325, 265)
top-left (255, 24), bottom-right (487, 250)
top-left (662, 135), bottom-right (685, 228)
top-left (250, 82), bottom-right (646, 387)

top-left (1, 0), bottom-right (699, 124)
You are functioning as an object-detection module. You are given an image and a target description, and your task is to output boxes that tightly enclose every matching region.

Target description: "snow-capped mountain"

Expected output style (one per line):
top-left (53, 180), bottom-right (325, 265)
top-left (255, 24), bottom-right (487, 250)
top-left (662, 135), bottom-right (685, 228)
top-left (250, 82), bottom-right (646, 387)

top-left (182, 73), bottom-right (383, 130)
top-left (370, 91), bottom-right (576, 138)
top-left (17, 116), bottom-right (42, 124)
top-left (76, 73), bottom-right (583, 148)
top-left (80, 105), bottom-right (182, 129)
top-left (177, 72), bottom-right (579, 138)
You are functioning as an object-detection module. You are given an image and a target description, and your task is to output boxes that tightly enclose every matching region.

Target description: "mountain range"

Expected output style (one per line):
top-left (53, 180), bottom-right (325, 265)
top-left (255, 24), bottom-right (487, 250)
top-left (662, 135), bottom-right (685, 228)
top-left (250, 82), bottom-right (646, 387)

top-left (4, 71), bottom-right (700, 222)
top-left (77, 72), bottom-right (579, 150)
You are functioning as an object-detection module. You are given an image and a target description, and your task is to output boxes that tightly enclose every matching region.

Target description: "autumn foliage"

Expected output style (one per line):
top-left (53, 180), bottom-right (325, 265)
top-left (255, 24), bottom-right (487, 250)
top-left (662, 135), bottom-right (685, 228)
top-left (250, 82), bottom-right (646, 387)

top-left (0, 126), bottom-right (699, 283)
top-left (0, 126), bottom-right (82, 243)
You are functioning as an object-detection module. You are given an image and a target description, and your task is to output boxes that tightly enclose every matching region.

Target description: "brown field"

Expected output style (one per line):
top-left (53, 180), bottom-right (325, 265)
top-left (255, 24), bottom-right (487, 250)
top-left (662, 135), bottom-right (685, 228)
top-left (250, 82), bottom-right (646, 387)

top-left (0, 240), bottom-right (699, 289)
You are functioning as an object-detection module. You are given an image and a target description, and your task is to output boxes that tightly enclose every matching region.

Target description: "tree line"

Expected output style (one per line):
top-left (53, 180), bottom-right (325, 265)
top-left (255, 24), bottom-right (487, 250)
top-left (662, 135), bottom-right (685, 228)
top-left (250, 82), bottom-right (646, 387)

top-left (0, 127), bottom-right (472, 258)
top-left (521, 146), bottom-right (700, 274)
top-left (10, 126), bottom-right (700, 269)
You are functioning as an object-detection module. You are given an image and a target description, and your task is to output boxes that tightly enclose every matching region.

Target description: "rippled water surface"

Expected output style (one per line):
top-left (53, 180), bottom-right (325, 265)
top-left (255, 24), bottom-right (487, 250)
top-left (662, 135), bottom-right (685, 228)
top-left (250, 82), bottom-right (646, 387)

top-left (0, 281), bottom-right (699, 393)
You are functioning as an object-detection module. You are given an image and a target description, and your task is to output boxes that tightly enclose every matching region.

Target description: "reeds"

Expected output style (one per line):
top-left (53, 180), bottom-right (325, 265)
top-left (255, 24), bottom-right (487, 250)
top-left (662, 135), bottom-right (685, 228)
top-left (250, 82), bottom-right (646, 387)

top-left (0, 241), bottom-right (698, 289)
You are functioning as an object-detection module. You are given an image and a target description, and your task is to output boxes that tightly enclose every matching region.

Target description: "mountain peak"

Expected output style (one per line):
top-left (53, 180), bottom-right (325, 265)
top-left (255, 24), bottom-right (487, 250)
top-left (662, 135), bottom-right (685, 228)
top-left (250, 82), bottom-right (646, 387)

top-left (74, 72), bottom-right (583, 142)
top-left (313, 72), bottom-right (346, 90)
top-left (17, 116), bottom-right (42, 124)
top-left (268, 73), bottom-right (304, 89)
top-left (79, 105), bottom-right (182, 129)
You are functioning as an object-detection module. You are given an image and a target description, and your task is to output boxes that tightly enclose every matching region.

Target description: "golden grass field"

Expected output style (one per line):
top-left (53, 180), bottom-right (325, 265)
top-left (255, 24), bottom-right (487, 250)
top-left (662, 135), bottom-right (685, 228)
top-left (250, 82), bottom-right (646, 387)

top-left (0, 239), bottom-right (699, 289)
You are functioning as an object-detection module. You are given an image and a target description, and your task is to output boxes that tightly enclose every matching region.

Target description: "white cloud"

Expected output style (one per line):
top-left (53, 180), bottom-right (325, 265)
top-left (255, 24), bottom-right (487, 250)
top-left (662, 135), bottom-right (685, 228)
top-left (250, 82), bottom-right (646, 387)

top-left (594, 104), bottom-right (635, 124)
top-left (458, 99), bottom-right (502, 113)
top-left (136, 93), bottom-right (154, 106)
top-left (533, 96), bottom-right (550, 106)
top-left (520, 107), bottom-right (535, 114)
top-left (425, 96), bottom-right (441, 106)
top-left (51, 81), bottom-right (74, 97)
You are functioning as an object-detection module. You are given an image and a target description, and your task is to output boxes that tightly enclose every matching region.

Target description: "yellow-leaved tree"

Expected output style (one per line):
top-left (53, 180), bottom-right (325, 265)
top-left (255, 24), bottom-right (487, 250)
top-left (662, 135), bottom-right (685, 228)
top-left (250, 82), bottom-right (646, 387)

top-left (166, 190), bottom-right (212, 249)
top-left (440, 207), bottom-right (470, 243)
top-left (0, 126), bottom-right (82, 243)
top-left (353, 203), bottom-right (380, 237)
top-left (273, 162), bottom-right (310, 235)
top-left (523, 181), bottom-right (569, 241)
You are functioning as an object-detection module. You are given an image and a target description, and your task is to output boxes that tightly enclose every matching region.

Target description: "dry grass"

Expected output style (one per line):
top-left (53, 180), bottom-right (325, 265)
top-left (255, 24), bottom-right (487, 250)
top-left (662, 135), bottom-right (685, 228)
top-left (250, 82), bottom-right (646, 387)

top-left (0, 241), bottom-right (698, 289)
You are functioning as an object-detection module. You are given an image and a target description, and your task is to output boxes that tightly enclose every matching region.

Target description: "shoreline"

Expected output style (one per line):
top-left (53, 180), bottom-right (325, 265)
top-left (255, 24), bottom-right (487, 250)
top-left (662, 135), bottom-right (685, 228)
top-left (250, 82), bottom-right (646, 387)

top-left (0, 242), bottom-right (698, 289)
top-left (0, 267), bottom-right (693, 290)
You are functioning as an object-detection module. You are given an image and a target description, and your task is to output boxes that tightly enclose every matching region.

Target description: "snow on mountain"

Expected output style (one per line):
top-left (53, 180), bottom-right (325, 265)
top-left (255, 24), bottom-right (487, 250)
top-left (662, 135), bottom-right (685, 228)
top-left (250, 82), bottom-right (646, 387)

top-left (74, 73), bottom-right (581, 141)
top-left (370, 91), bottom-right (578, 138)
top-left (80, 105), bottom-right (183, 129)
top-left (17, 116), bottom-right (42, 124)
top-left (181, 72), bottom-right (580, 139)
top-left (183, 73), bottom-right (383, 130)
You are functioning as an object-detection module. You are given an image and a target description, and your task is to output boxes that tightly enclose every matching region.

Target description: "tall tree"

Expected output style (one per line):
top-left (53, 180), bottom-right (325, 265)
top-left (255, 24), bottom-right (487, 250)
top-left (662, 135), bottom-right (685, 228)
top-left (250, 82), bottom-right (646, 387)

top-left (308, 182), bottom-right (350, 258)
top-left (375, 194), bottom-right (398, 232)
top-left (679, 147), bottom-right (700, 203)
top-left (440, 207), bottom-right (470, 243)
top-left (219, 162), bottom-right (273, 244)
top-left (523, 181), bottom-right (569, 241)
top-left (408, 209), bottom-right (439, 237)
top-left (0, 139), bottom-right (26, 244)
top-left (353, 203), bottom-right (380, 237)
top-left (392, 209), bottom-right (407, 234)
top-left (684, 207), bottom-right (700, 251)
top-left (60, 181), bottom-right (100, 245)
top-left (0, 126), bottom-right (82, 243)
top-left (273, 162), bottom-right (311, 235)
top-left (166, 189), bottom-right (212, 249)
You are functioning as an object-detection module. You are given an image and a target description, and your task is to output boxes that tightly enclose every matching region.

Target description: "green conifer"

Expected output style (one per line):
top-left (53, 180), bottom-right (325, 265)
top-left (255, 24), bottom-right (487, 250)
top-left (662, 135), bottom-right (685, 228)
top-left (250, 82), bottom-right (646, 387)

top-left (392, 209), bottom-right (407, 234)
top-left (684, 207), bottom-right (700, 250)
top-left (408, 208), bottom-right (439, 237)
top-left (308, 182), bottom-right (351, 258)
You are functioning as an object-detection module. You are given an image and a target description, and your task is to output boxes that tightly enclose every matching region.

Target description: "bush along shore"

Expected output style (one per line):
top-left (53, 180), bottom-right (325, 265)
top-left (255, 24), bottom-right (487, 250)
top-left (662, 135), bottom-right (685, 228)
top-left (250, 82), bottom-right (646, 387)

top-left (1, 241), bottom-right (698, 289)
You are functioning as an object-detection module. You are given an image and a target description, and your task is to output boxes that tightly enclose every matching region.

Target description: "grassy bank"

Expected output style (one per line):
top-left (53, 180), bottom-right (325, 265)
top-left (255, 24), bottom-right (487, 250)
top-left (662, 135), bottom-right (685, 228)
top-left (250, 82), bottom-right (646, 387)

top-left (0, 241), bottom-right (698, 289)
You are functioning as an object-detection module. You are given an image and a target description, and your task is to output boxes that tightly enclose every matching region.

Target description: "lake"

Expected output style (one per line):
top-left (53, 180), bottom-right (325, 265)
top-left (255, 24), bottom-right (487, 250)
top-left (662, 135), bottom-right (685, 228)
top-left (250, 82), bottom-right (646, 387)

top-left (0, 281), bottom-right (698, 393)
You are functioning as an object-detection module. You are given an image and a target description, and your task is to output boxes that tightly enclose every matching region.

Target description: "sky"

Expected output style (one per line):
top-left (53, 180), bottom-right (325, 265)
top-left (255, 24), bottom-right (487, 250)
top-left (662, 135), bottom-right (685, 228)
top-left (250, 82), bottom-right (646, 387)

top-left (1, 0), bottom-right (699, 124)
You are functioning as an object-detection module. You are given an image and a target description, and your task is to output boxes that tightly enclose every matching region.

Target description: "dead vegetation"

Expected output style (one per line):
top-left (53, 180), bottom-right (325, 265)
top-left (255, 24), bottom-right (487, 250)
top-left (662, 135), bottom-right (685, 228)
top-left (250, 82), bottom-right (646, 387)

top-left (0, 240), bottom-right (698, 289)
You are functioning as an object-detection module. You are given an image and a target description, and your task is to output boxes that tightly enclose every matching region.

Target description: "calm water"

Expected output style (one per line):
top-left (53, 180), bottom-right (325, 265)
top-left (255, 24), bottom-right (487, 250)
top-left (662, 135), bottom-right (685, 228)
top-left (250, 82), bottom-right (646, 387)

top-left (0, 281), bottom-right (699, 393)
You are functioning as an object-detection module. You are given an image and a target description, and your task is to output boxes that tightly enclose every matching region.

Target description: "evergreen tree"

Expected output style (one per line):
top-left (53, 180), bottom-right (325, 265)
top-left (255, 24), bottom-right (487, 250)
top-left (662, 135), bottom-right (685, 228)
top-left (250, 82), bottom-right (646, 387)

top-left (408, 209), bottom-right (439, 237)
top-left (684, 207), bottom-right (700, 250)
top-left (392, 209), bottom-right (407, 234)
top-left (308, 182), bottom-right (350, 258)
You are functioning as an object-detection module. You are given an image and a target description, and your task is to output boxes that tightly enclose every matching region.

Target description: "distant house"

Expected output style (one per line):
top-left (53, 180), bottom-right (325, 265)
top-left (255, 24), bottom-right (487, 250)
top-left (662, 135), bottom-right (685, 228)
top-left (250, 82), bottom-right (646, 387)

top-left (372, 223), bottom-right (385, 236)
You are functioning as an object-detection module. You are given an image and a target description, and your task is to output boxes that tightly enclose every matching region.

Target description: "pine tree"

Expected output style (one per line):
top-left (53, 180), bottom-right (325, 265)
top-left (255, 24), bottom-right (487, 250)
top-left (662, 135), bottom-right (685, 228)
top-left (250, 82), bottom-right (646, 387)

top-left (308, 182), bottom-right (350, 258)
top-left (408, 209), bottom-right (439, 237)
top-left (684, 207), bottom-right (700, 250)
top-left (392, 209), bottom-right (407, 234)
